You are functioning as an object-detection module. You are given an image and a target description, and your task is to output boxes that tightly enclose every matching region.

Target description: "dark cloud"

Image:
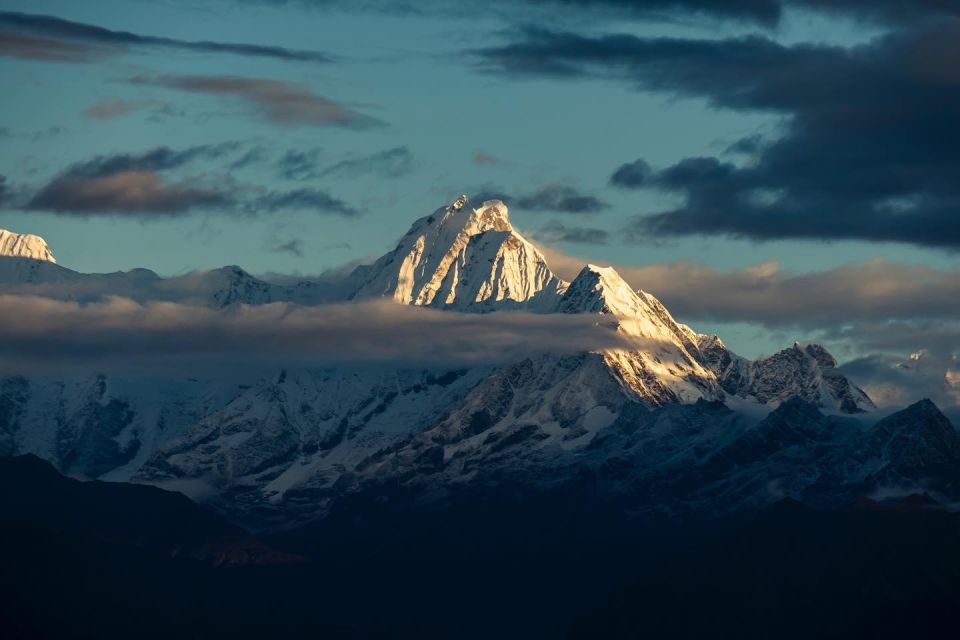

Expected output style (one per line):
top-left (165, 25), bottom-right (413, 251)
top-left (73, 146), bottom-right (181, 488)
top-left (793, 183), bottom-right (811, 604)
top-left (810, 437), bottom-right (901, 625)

top-left (271, 239), bottom-right (305, 257)
top-left (132, 75), bottom-right (378, 128)
top-left (0, 295), bottom-right (628, 373)
top-left (531, 0), bottom-right (780, 22)
top-left (544, 0), bottom-right (960, 25)
top-left (471, 185), bottom-right (608, 214)
top-left (260, 0), bottom-right (960, 27)
top-left (23, 145), bottom-right (359, 217)
top-left (790, 0), bottom-right (960, 26)
top-left (251, 188), bottom-right (360, 216)
top-left (537, 221), bottom-right (609, 244)
top-left (24, 144), bottom-right (238, 215)
top-left (27, 171), bottom-right (230, 216)
top-left (236, 0), bottom-right (777, 21)
top-left (723, 134), bottom-right (766, 157)
top-left (609, 158), bottom-right (652, 188)
top-left (477, 23), bottom-right (960, 249)
top-left (24, 144), bottom-right (237, 216)
top-left (0, 11), bottom-right (332, 63)
top-left (525, 0), bottom-right (960, 26)
top-left (36, 144), bottom-right (240, 179)
top-left (514, 184), bottom-right (609, 214)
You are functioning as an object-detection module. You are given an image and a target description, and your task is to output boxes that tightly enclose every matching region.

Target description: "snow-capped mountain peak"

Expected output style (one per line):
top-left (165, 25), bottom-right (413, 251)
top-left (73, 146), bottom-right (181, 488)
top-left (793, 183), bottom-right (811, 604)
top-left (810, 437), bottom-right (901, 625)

top-left (558, 264), bottom-right (702, 350)
top-left (557, 264), bottom-right (638, 317)
top-left (0, 228), bottom-right (56, 263)
top-left (553, 263), bottom-right (722, 404)
top-left (347, 196), bottom-right (563, 310)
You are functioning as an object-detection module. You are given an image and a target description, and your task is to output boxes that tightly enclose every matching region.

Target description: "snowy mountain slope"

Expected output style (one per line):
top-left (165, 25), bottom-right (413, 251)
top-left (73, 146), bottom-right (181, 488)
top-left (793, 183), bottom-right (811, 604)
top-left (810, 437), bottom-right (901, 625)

top-left (346, 197), bottom-right (565, 311)
top-left (0, 228), bottom-right (56, 263)
top-left (324, 398), bottom-right (960, 527)
top-left (135, 366), bottom-right (492, 520)
top-left (0, 196), bottom-right (882, 529)
top-left (557, 265), bottom-right (722, 405)
top-left (0, 256), bottom-right (341, 308)
top-left (698, 340), bottom-right (875, 413)
top-left (0, 373), bottom-right (242, 480)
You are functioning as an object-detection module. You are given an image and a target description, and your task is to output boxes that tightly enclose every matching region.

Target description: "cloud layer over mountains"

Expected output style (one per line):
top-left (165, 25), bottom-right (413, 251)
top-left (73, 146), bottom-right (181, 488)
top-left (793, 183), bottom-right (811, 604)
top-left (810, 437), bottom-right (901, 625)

top-left (0, 295), bottom-right (627, 373)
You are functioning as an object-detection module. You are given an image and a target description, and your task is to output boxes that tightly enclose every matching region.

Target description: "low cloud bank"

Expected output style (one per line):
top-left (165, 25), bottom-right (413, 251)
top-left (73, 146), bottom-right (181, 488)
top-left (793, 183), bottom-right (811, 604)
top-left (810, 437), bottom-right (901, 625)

top-left (0, 295), bottom-right (628, 373)
top-left (529, 246), bottom-right (960, 330)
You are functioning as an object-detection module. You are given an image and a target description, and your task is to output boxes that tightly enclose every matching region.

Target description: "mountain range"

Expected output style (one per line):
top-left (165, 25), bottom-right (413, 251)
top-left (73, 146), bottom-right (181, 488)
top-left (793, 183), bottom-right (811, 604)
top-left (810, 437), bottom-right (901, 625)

top-left (4, 196), bottom-right (956, 531)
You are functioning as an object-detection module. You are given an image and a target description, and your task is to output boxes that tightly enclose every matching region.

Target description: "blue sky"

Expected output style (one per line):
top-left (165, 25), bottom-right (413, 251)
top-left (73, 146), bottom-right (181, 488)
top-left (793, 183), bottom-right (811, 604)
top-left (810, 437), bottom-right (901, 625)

top-left (1, 0), bottom-right (959, 367)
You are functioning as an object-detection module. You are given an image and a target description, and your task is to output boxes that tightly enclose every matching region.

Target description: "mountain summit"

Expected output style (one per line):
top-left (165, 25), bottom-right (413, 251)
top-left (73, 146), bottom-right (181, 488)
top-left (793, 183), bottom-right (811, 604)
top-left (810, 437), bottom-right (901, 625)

top-left (347, 197), bottom-right (564, 310)
top-left (0, 228), bottom-right (56, 263)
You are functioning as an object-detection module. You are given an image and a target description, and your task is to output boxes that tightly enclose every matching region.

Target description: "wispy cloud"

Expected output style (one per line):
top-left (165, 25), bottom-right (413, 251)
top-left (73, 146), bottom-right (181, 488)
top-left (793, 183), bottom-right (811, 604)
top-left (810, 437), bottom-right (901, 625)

top-left (474, 184), bottom-right (609, 214)
top-left (28, 171), bottom-right (229, 215)
top-left (250, 188), bottom-right (360, 216)
top-left (24, 144), bottom-right (238, 215)
top-left (277, 148), bottom-right (323, 180)
top-left (0, 31), bottom-right (110, 62)
top-left (0, 11), bottom-right (332, 63)
top-left (271, 239), bottom-right (305, 257)
top-left (83, 98), bottom-right (168, 119)
top-left (21, 145), bottom-right (360, 217)
top-left (473, 151), bottom-right (500, 166)
top-left (318, 146), bottom-right (413, 179)
top-left (536, 221), bottom-right (609, 245)
top-left (132, 75), bottom-right (380, 128)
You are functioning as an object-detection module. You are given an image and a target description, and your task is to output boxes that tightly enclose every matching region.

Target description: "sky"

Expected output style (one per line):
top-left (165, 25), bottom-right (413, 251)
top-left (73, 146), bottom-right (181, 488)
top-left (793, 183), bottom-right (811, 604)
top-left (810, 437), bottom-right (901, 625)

top-left (1, 0), bottom-right (959, 405)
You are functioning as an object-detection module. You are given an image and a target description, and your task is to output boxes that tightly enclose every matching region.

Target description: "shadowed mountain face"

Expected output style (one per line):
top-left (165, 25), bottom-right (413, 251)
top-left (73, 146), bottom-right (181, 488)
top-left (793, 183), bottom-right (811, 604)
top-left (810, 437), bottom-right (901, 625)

top-left (7, 453), bottom-right (960, 640)
top-left (570, 499), bottom-right (960, 640)
top-left (0, 454), bottom-right (300, 567)
top-left (262, 398), bottom-right (960, 532)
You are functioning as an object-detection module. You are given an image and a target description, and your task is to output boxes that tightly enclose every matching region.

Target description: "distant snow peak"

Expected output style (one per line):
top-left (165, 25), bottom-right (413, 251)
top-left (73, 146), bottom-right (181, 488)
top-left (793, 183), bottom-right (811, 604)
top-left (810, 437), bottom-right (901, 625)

top-left (347, 196), bottom-right (558, 310)
top-left (0, 228), bottom-right (56, 264)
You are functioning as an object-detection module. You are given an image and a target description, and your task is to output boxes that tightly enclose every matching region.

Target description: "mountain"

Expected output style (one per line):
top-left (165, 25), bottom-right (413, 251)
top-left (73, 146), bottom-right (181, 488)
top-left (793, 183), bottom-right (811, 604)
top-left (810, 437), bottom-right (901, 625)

top-left (0, 228), bottom-right (56, 263)
top-left (346, 197), bottom-right (564, 310)
top-left (558, 264), bottom-right (722, 405)
top-left (0, 454), bottom-right (300, 566)
top-left (322, 395), bottom-right (960, 527)
top-left (0, 196), bottom-right (879, 528)
top-left (703, 341), bottom-right (875, 413)
top-left (0, 256), bottom-right (340, 307)
top-left (570, 498), bottom-right (960, 640)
